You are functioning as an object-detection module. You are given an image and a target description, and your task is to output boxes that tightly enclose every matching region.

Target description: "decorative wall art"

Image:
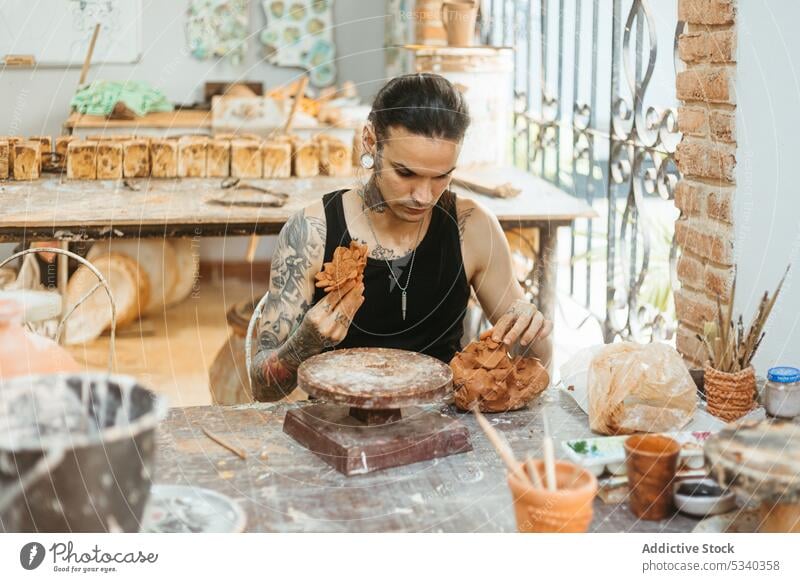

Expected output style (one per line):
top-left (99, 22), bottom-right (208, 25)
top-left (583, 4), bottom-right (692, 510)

top-left (259, 0), bottom-right (337, 87)
top-left (186, 0), bottom-right (249, 65)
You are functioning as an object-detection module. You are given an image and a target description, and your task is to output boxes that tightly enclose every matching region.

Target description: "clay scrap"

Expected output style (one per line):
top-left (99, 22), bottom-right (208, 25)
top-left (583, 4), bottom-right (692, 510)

top-left (451, 333), bottom-right (550, 412)
top-left (315, 241), bottom-right (368, 293)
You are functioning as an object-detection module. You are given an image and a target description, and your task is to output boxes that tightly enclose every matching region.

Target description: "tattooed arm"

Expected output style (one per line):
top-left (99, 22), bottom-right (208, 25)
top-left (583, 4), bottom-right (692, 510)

top-left (250, 206), bottom-right (326, 401)
top-left (458, 197), bottom-right (552, 362)
top-left (250, 204), bottom-right (365, 401)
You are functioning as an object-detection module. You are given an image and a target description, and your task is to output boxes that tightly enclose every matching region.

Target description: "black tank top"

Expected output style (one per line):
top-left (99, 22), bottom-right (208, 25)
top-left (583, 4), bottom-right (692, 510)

top-left (312, 189), bottom-right (470, 363)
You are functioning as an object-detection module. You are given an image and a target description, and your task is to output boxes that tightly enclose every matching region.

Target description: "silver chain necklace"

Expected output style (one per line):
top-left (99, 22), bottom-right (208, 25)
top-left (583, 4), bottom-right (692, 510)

top-left (361, 193), bottom-right (426, 321)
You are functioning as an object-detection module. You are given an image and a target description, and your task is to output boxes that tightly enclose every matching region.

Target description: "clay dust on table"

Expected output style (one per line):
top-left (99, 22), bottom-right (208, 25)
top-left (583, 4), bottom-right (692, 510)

top-left (314, 241), bottom-right (368, 293)
top-left (450, 336), bottom-right (549, 412)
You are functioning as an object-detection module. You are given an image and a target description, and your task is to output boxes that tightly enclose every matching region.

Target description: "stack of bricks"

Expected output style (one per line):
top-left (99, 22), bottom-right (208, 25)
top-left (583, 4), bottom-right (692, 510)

top-left (673, 0), bottom-right (737, 366)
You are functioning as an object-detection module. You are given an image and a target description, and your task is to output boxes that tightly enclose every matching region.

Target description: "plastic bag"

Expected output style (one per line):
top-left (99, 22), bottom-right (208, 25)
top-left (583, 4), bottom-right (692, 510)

top-left (587, 342), bottom-right (697, 435)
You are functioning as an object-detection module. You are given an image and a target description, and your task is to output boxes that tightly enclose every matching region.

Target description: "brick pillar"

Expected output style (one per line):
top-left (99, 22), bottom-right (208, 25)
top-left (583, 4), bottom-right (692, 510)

top-left (673, 0), bottom-right (737, 366)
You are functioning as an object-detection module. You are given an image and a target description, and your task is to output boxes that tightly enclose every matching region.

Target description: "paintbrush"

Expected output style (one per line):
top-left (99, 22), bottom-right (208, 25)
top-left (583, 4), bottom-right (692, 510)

top-left (472, 404), bottom-right (529, 485)
top-left (542, 411), bottom-right (557, 491)
top-left (525, 457), bottom-right (544, 490)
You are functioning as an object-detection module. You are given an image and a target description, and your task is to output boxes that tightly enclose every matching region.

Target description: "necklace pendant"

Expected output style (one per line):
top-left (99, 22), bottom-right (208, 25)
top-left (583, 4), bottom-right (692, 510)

top-left (401, 290), bottom-right (407, 321)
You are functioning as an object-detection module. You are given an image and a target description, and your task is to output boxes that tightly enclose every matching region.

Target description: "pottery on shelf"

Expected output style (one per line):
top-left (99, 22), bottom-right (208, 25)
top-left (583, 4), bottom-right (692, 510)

top-left (507, 460), bottom-right (597, 533)
top-left (440, 1), bottom-right (478, 47)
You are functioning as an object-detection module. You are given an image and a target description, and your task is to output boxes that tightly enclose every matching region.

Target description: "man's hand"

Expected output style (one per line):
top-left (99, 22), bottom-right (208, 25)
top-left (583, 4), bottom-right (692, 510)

top-left (252, 281), bottom-right (364, 402)
top-left (294, 279), bottom-right (365, 351)
top-left (489, 299), bottom-right (552, 348)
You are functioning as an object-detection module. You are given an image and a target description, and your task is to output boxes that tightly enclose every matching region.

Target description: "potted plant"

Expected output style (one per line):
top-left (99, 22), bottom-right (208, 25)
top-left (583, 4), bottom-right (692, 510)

top-left (697, 266), bottom-right (789, 421)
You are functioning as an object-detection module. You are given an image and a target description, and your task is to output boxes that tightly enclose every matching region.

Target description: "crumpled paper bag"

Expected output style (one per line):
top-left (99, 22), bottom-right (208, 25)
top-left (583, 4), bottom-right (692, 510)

top-left (562, 342), bottom-right (697, 435)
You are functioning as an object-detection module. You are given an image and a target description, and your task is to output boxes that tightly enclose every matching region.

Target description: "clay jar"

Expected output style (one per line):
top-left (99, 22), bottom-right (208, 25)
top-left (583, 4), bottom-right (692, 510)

top-left (624, 434), bottom-right (680, 520)
top-left (314, 241), bottom-right (368, 293)
top-left (451, 335), bottom-right (549, 412)
top-left (508, 460), bottom-right (598, 533)
top-left (440, 1), bottom-right (478, 46)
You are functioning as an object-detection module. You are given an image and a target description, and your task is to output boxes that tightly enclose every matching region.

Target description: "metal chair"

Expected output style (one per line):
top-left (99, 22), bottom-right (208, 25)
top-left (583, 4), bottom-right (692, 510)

top-left (0, 247), bottom-right (118, 373)
top-left (244, 291), bottom-right (270, 393)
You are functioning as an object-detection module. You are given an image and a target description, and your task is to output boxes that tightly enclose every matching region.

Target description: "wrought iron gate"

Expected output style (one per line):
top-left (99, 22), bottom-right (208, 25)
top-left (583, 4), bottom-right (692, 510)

top-left (479, 0), bottom-right (683, 343)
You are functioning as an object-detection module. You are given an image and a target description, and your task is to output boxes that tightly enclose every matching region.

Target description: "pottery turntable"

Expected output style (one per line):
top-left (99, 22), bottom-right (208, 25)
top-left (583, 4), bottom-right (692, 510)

top-left (283, 347), bottom-right (473, 475)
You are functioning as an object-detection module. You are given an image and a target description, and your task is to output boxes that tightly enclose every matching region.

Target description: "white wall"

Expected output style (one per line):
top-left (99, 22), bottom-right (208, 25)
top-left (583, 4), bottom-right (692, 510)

top-left (0, 0), bottom-right (387, 263)
top-left (735, 0), bottom-right (800, 370)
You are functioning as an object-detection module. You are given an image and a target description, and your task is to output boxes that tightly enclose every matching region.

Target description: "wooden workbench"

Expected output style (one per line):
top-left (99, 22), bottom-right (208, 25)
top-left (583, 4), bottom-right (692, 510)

top-left (0, 170), bottom-right (594, 240)
top-left (154, 389), bottom-right (699, 532)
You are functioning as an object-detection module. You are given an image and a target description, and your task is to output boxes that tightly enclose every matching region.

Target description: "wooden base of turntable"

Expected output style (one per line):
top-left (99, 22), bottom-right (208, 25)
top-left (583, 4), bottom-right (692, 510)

top-left (283, 404), bottom-right (473, 475)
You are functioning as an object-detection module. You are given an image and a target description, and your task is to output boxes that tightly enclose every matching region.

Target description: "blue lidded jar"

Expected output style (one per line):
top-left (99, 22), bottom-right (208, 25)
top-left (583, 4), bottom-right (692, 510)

top-left (764, 367), bottom-right (800, 419)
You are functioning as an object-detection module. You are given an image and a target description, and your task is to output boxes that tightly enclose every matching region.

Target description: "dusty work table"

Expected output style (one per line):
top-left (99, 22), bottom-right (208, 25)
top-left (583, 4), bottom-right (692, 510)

top-left (155, 390), bottom-right (699, 533)
top-left (0, 170), bottom-right (594, 240)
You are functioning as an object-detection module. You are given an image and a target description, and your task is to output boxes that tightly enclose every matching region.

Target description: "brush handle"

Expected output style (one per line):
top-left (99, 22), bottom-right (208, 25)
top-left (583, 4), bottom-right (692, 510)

top-left (525, 458), bottom-right (544, 490)
top-left (474, 409), bottom-right (527, 483)
top-left (543, 437), bottom-right (557, 491)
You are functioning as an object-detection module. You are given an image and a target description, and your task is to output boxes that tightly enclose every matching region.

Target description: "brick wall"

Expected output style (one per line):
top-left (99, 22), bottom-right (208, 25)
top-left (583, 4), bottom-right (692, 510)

top-left (674, 0), bottom-right (737, 366)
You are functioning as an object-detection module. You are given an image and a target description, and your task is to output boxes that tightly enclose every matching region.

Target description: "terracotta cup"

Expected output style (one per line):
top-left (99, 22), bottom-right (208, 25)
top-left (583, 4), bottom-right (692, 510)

top-left (440, 1), bottom-right (478, 47)
top-left (507, 460), bottom-right (598, 533)
top-left (624, 434), bottom-right (680, 520)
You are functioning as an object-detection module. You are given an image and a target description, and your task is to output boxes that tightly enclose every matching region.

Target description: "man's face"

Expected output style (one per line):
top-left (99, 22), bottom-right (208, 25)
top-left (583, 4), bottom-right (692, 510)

top-left (374, 126), bottom-right (461, 223)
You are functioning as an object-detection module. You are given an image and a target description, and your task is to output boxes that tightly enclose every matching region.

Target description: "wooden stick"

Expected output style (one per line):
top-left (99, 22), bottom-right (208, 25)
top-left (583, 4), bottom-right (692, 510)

top-left (472, 405), bottom-right (528, 483)
top-left (78, 24), bottom-right (101, 88)
top-left (542, 412), bottom-right (557, 491)
top-left (245, 234), bottom-right (259, 264)
top-left (201, 426), bottom-right (247, 460)
top-left (525, 457), bottom-right (544, 490)
top-left (282, 75), bottom-right (309, 135)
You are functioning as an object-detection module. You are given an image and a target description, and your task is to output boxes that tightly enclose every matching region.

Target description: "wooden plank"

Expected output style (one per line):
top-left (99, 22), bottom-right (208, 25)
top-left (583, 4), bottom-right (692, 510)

top-left (153, 394), bottom-right (699, 532)
top-left (65, 110), bottom-right (212, 130)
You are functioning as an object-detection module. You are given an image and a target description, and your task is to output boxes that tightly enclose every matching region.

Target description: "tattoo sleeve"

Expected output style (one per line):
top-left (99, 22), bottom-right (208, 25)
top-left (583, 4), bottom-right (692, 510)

top-left (250, 210), bottom-right (326, 401)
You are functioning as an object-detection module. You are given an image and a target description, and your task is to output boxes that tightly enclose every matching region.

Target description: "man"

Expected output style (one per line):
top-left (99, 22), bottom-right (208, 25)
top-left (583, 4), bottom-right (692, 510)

top-left (251, 74), bottom-right (552, 401)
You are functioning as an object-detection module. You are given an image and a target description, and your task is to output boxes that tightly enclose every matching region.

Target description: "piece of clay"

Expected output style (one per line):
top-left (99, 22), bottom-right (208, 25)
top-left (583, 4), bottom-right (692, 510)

top-left (314, 241), bottom-right (368, 293)
top-left (451, 335), bottom-right (549, 412)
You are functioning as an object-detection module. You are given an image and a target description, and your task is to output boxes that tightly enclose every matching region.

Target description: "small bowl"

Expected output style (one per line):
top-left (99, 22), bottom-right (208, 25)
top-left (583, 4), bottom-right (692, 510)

top-left (673, 478), bottom-right (736, 517)
top-left (607, 461), bottom-right (627, 476)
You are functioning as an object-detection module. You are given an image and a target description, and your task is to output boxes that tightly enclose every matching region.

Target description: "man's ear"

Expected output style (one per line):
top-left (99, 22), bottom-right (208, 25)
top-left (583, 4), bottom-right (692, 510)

top-left (362, 123), bottom-right (377, 155)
